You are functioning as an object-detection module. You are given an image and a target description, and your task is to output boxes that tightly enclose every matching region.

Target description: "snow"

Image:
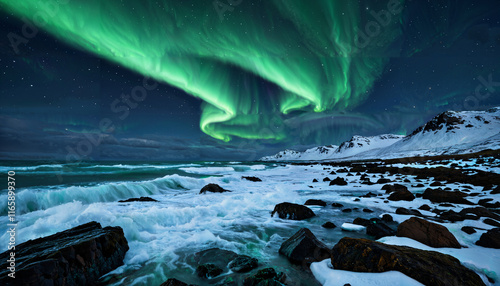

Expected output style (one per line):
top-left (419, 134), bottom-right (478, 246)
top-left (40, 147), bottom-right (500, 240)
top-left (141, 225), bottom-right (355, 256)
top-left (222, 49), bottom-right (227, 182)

top-left (260, 107), bottom-right (500, 162)
top-left (311, 259), bottom-right (424, 286)
top-left (341, 223), bottom-right (366, 232)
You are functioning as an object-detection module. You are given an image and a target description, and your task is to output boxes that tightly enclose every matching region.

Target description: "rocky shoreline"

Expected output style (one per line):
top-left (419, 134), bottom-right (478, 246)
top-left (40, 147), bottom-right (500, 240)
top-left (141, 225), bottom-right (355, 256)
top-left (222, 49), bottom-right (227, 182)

top-left (1, 151), bottom-right (499, 285)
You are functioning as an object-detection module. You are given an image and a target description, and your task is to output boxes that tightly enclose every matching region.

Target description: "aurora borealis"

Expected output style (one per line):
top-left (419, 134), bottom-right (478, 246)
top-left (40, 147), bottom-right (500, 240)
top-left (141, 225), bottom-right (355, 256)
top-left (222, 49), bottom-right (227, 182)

top-left (1, 0), bottom-right (500, 160)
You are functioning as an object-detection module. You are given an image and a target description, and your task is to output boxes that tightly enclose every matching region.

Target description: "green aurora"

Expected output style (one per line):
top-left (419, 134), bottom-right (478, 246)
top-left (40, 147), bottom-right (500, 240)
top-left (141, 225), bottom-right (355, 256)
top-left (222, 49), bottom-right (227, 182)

top-left (0, 0), bottom-right (423, 141)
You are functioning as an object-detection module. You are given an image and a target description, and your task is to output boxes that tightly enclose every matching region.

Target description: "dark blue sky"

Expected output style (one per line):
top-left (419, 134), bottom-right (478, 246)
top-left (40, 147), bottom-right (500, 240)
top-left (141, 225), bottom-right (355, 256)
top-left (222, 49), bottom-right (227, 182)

top-left (1, 0), bottom-right (500, 161)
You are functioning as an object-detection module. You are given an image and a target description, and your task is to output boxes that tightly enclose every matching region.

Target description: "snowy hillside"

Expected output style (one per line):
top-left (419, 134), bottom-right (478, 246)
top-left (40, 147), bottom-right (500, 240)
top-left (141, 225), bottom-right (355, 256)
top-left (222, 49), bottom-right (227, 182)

top-left (260, 107), bottom-right (500, 161)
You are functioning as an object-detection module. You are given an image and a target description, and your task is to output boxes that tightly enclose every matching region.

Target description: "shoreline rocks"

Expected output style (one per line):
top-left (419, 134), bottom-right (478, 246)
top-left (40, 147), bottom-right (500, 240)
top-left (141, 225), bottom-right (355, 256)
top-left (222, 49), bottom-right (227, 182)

top-left (199, 183), bottom-right (231, 194)
top-left (279, 228), bottom-right (331, 265)
top-left (0, 221), bottom-right (128, 286)
top-left (397, 217), bottom-right (461, 248)
top-left (271, 202), bottom-right (315, 220)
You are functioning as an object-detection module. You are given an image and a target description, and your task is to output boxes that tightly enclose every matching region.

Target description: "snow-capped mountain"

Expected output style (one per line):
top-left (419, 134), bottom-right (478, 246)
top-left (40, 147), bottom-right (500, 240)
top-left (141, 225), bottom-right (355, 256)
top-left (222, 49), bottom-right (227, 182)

top-left (260, 107), bottom-right (500, 161)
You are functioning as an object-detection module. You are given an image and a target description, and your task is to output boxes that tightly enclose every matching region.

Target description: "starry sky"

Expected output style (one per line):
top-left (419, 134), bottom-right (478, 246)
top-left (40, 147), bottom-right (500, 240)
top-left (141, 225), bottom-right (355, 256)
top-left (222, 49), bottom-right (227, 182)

top-left (1, 0), bottom-right (500, 161)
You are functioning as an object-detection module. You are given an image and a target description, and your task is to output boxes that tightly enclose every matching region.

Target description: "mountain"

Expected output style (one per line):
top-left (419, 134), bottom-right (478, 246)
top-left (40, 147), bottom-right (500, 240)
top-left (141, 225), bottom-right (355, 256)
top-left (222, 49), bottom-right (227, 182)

top-left (260, 107), bottom-right (500, 161)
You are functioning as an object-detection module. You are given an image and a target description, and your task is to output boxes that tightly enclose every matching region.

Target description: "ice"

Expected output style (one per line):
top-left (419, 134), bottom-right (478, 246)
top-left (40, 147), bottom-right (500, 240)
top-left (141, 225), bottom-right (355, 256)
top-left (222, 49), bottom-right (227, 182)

top-left (341, 223), bottom-right (366, 232)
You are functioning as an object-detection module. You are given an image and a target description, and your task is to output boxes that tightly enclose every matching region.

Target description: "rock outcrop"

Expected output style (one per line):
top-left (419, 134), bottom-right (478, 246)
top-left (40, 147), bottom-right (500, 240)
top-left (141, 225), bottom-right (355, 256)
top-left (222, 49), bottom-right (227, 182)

top-left (0, 221), bottom-right (128, 286)
top-left (331, 237), bottom-right (485, 286)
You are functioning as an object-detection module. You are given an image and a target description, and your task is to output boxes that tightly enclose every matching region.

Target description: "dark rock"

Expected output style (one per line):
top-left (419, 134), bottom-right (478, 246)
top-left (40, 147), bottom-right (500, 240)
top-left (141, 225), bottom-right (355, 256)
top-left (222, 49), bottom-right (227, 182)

top-left (160, 278), bottom-right (196, 286)
top-left (322, 222), bottom-right (337, 229)
top-left (360, 192), bottom-right (377, 198)
top-left (363, 208), bottom-right (374, 213)
top-left (388, 189), bottom-right (415, 201)
top-left (484, 218), bottom-right (500, 227)
top-left (460, 207), bottom-right (500, 221)
top-left (353, 198), bottom-right (360, 202)
top-left (418, 204), bottom-right (431, 211)
top-left (395, 207), bottom-right (421, 216)
top-left (381, 184), bottom-right (408, 193)
top-left (376, 178), bottom-right (391, 184)
top-left (228, 255), bottom-right (258, 273)
top-left (439, 210), bottom-right (466, 222)
top-left (242, 176), bottom-right (262, 182)
top-left (330, 177), bottom-right (348, 186)
top-left (476, 228), bottom-right (500, 249)
top-left (0, 222), bottom-right (128, 286)
top-left (422, 188), bottom-right (473, 205)
top-left (330, 171), bottom-right (337, 175)
top-left (118, 196), bottom-right (158, 203)
top-left (430, 181), bottom-right (444, 186)
top-left (304, 199), bottom-right (327, 207)
top-left (331, 203), bottom-right (344, 208)
top-left (199, 183), bottom-right (230, 194)
top-left (382, 214), bottom-right (393, 222)
top-left (397, 217), bottom-right (461, 248)
top-left (478, 198), bottom-right (500, 208)
top-left (412, 183), bottom-right (425, 188)
top-left (461, 226), bottom-right (477, 235)
top-left (279, 228), bottom-right (331, 265)
top-left (312, 179), bottom-right (318, 183)
top-left (491, 186), bottom-right (500, 195)
top-left (337, 168), bottom-right (349, 173)
top-left (438, 203), bottom-right (455, 207)
top-left (353, 218), bottom-right (371, 227)
top-left (331, 238), bottom-right (485, 286)
top-left (243, 268), bottom-right (286, 286)
top-left (323, 177), bottom-right (331, 182)
top-left (367, 222), bottom-right (396, 239)
top-left (196, 263), bottom-right (223, 278)
top-left (342, 208), bottom-right (352, 213)
top-left (271, 202), bottom-right (315, 220)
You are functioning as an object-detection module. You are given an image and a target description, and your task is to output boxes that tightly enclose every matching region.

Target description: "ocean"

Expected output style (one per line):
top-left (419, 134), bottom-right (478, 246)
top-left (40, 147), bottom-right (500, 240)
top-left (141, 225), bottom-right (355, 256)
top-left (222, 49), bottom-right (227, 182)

top-left (1, 160), bottom-right (374, 285)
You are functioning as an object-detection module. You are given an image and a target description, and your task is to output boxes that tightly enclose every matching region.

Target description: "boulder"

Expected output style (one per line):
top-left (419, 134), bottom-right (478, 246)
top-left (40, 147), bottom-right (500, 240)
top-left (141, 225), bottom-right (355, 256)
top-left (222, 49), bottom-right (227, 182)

top-left (196, 263), bottom-right (223, 278)
top-left (376, 178), bottom-right (391, 184)
top-left (381, 214), bottom-right (393, 222)
top-left (118, 196), bottom-right (158, 202)
top-left (461, 226), bottom-right (477, 235)
top-left (304, 199), bottom-right (327, 207)
top-left (483, 218), bottom-right (500, 228)
top-left (228, 255), bottom-right (258, 273)
top-left (242, 176), bottom-right (262, 182)
top-left (243, 268), bottom-right (286, 286)
top-left (331, 203), bottom-right (344, 208)
top-left (367, 222), bottom-right (396, 239)
top-left (0, 222), bottom-right (128, 286)
top-left (381, 184), bottom-right (408, 193)
top-left (323, 177), bottom-right (331, 182)
top-left (271, 202), bottom-right (315, 220)
top-left (322, 222), bottom-right (337, 229)
top-left (199, 183), bottom-right (230, 194)
top-left (397, 217), bottom-right (461, 248)
top-left (476, 228), bottom-right (500, 249)
top-left (331, 237), bottom-right (485, 286)
top-left (160, 278), bottom-right (197, 286)
top-left (329, 177), bottom-right (348, 186)
top-left (388, 190), bottom-right (415, 201)
top-left (279, 228), bottom-right (330, 265)
top-left (418, 204), bottom-right (432, 211)
top-left (395, 207), bottom-right (422, 216)
top-left (312, 179), bottom-right (318, 183)
top-left (422, 188), bottom-right (473, 205)
top-left (439, 210), bottom-right (467, 222)
top-left (460, 207), bottom-right (500, 221)
top-left (363, 208), bottom-right (374, 213)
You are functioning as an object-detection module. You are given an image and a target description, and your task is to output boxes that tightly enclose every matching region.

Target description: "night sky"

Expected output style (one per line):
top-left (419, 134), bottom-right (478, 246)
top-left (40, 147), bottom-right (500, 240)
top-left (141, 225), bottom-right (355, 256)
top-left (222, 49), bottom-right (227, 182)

top-left (1, 0), bottom-right (500, 161)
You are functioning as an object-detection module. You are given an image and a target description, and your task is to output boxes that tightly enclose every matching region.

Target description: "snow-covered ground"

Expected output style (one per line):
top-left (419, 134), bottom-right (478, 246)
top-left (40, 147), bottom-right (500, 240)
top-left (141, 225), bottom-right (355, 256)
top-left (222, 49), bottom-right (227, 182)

top-left (261, 107), bottom-right (500, 162)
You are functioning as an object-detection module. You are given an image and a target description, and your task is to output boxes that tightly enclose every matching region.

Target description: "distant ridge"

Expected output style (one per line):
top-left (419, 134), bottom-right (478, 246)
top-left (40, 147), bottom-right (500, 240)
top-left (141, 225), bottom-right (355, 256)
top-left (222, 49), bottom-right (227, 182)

top-left (260, 107), bottom-right (500, 161)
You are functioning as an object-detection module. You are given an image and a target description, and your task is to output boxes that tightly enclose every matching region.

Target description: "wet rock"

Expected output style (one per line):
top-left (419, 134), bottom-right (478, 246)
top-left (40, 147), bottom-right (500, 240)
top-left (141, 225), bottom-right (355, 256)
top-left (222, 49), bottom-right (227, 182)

top-left (242, 176), bottom-right (262, 182)
top-left (439, 210), bottom-right (466, 222)
top-left (438, 203), bottom-right (455, 207)
top-left (367, 222), bottom-right (396, 239)
top-left (304, 199), bottom-right (327, 207)
top-left (228, 255), bottom-right (258, 273)
top-left (388, 189), bottom-right (415, 201)
top-left (312, 179), bottom-right (318, 183)
top-left (422, 188), bottom-right (473, 205)
top-left (353, 198), bottom-right (360, 202)
top-left (382, 214), bottom-right (393, 222)
top-left (476, 228), bottom-right (500, 249)
top-left (363, 208), bottom-right (374, 213)
top-left (279, 228), bottom-right (331, 265)
top-left (329, 177), bottom-right (348, 186)
top-left (376, 178), bottom-right (391, 184)
top-left (397, 217), bottom-right (461, 248)
top-left (352, 218), bottom-right (371, 226)
top-left (330, 171), bottom-right (337, 175)
top-left (484, 218), bottom-right (500, 228)
top-left (199, 183), bottom-right (230, 194)
top-left (395, 207), bottom-right (421, 216)
top-left (491, 186), bottom-right (500, 195)
top-left (360, 192), bottom-right (377, 198)
top-left (323, 177), bottom-right (331, 182)
top-left (331, 237), bottom-right (484, 286)
top-left (412, 183), bottom-right (425, 187)
top-left (381, 184), bottom-right (408, 193)
top-left (271, 202), bottom-right (315, 220)
top-left (418, 204), bottom-right (431, 211)
top-left (160, 278), bottom-right (196, 286)
top-left (193, 248), bottom-right (238, 269)
top-left (118, 196), bottom-right (158, 203)
top-left (196, 263), bottom-right (223, 278)
top-left (322, 222), bottom-right (337, 229)
top-left (460, 207), bottom-right (500, 221)
top-left (342, 208), bottom-right (352, 213)
top-left (461, 226), bottom-right (477, 235)
top-left (430, 181), bottom-right (444, 186)
top-left (243, 268), bottom-right (286, 286)
top-left (331, 203), bottom-right (344, 208)
top-left (478, 198), bottom-right (500, 208)
top-left (0, 222), bottom-right (128, 286)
